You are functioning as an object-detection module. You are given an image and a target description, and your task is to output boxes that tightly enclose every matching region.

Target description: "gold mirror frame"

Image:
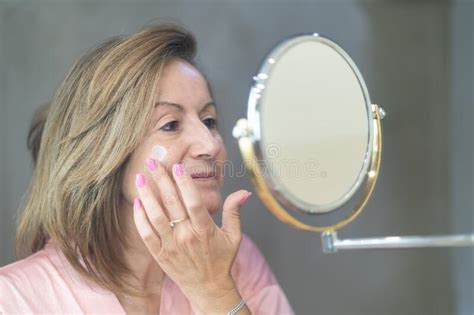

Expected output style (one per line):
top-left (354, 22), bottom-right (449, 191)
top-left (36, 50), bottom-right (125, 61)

top-left (232, 33), bottom-right (384, 232)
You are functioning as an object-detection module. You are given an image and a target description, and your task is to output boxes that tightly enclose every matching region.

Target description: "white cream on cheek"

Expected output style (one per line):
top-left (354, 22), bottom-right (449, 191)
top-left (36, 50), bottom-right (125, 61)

top-left (152, 145), bottom-right (168, 162)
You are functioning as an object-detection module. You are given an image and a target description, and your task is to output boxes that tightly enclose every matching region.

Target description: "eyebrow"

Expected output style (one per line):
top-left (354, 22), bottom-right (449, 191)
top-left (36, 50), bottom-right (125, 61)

top-left (154, 101), bottom-right (216, 112)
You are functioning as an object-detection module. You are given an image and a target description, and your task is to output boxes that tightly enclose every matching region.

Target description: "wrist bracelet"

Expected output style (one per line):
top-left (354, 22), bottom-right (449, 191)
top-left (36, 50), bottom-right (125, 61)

top-left (226, 298), bottom-right (246, 315)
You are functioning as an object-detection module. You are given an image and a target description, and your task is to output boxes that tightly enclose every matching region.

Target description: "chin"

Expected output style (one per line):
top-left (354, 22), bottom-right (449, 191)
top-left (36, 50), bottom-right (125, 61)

top-left (201, 192), bottom-right (222, 216)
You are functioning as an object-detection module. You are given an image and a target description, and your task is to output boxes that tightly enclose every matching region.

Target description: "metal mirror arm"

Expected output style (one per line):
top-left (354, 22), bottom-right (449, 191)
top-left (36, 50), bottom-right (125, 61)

top-left (320, 104), bottom-right (474, 253)
top-left (321, 231), bottom-right (474, 253)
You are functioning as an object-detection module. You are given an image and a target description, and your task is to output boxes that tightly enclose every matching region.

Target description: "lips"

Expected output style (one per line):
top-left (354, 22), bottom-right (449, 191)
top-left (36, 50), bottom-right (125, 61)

top-left (191, 171), bottom-right (216, 179)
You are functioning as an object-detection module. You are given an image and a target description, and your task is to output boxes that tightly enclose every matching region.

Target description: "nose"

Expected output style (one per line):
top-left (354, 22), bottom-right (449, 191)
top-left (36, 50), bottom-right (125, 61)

top-left (186, 119), bottom-right (221, 160)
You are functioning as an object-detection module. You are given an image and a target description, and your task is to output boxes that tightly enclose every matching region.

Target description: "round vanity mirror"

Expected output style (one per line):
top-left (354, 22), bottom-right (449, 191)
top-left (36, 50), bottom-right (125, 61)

top-left (233, 34), bottom-right (385, 232)
top-left (234, 33), bottom-right (474, 250)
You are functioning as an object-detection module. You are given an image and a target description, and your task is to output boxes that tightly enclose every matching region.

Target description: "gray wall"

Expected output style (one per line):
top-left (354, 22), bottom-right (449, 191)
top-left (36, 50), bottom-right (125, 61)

top-left (449, 1), bottom-right (474, 315)
top-left (0, 1), bottom-right (472, 314)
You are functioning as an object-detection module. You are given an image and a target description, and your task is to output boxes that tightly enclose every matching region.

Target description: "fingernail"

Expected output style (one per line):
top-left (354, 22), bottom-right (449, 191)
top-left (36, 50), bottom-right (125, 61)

top-left (145, 158), bottom-right (157, 172)
top-left (133, 197), bottom-right (141, 210)
top-left (135, 173), bottom-right (146, 188)
top-left (239, 192), bottom-right (253, 206)
top-left (172, 163), bottom-right (184, 176)
top-left (152, 145), bottom-right (168, 162)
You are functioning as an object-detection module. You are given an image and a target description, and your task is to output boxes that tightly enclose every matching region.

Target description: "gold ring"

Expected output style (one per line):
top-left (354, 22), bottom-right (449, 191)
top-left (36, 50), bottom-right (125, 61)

top-left (169, 216), bottom-right (188, 227)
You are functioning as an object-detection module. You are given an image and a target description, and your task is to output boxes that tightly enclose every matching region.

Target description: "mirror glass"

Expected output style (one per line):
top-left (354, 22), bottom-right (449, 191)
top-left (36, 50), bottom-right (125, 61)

top-left (253, 35), bottom-right (373, 214)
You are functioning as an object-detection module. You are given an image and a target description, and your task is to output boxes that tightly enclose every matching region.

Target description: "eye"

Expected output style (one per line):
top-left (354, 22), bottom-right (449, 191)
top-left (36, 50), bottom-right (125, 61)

top-left (159, 118), bottom-right (217, 133)
top-left (160, 120), bottom-right (179, 132)
top-left (203, 117), bottom-right (217, 129)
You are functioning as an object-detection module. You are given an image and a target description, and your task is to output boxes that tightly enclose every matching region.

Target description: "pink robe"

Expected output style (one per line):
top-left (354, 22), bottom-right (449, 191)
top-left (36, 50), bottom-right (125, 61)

top-left (0, 234), bottom-right (294, 314)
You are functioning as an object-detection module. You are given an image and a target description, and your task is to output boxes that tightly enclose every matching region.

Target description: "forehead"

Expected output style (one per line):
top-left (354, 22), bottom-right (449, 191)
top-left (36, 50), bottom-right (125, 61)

top-left (155, 58), bottom-right (210, 101)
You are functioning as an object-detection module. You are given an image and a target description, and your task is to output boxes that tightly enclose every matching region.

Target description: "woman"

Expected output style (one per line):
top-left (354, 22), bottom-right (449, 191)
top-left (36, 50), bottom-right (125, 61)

top-left (0, 23), bottom-right (294, 314)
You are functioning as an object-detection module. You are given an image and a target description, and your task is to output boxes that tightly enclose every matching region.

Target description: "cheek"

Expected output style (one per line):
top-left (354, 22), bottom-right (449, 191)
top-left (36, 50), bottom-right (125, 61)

top-left (216, 137), bottom-right (227, 185)
top-left (121, 149), bottom-right (173, 207)
top-left (121, 150), bottom-right (152, 203)
top-left (121, 158), bottom-right (140, 204)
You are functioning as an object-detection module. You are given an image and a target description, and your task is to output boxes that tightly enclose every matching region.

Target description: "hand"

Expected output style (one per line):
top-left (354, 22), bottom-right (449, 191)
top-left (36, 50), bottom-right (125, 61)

top-left (133, 157), bottom-right (252, 313)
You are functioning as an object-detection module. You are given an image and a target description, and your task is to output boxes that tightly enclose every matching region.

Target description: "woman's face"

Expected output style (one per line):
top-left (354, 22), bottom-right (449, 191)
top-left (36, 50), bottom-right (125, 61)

top-left (121, 58), bottom-right (227, 217)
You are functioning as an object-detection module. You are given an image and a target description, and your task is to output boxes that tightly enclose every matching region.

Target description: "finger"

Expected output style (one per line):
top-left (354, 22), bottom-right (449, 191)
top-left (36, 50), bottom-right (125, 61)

top-left (133, 197), bottom-right (162, 253)
top-left (171, 162), bottom-right (214, 232)
top-left (221, 190), bottom-right (252, 242)
top-left (145, 158), bottom-right (188, 222)
top-left (135, 173), bottom-right (172, 243)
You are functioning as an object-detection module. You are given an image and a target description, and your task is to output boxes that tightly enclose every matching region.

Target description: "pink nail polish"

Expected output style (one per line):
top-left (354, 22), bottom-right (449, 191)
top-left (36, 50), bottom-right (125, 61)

top-left (173, 163), bottom-right (184, 176)
top-left (133, 197), bottom-right (141, 210)
top-left (135, 173), bottom-right (146, 188)
top-left (239, 192), bottom-right (253, 206)
top-left (146, 158), bottom-right (157, 172)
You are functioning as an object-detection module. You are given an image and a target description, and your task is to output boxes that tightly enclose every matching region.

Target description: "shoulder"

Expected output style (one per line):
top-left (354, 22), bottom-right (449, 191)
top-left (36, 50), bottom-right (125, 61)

top-left (236, 233), bottom-right (264, 260)
top-left (1, 242), bottom-right (124, 313)
top-left (0, 249), bottom-right (52, 286)
top-left (238, 233), bottom-right (261, 254)
top-left (232, 233), bottom-right (295, 314)
top-left (0, 243), bottom-right (86, 313)
top-left (0, 249), bottom-right (56, 311)
top-left (233, 233), bottom-right (277, 288)
top-left (235, 234), bottom-right (274, 277)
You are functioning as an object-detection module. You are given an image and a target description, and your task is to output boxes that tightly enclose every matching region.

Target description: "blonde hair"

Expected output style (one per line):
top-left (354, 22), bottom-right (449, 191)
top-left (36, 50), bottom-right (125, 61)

top-left (27, 102), bottom-right (50, 167)
top-left (17, 22), bottom-right (198, 296)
